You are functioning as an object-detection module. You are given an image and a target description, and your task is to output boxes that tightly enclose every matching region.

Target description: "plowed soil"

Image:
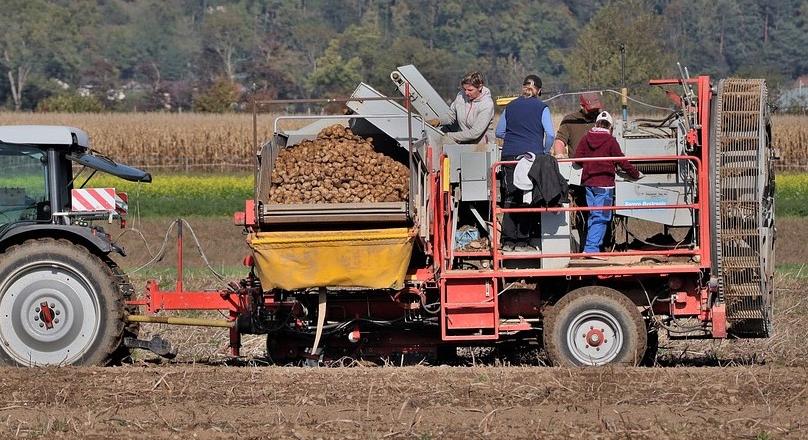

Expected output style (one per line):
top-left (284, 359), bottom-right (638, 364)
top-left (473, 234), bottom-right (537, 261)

top-left (9, 218), bottom-right (798, 439)
top-left (1, 366), bottom-right (805, 439)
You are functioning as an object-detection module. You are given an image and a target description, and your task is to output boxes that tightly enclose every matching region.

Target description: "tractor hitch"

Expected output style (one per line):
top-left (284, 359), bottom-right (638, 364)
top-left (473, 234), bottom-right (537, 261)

top-left (124, 335), bottom-right (177, 359)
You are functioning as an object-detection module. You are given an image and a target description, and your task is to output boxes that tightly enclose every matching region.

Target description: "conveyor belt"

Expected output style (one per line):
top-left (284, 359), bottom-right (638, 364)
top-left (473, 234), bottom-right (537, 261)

top-left (712, 79), bottom-right (775, 337)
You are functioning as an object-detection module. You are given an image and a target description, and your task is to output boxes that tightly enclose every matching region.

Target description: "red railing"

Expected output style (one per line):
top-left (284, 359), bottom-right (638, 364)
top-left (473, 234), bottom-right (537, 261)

top-left (486, 154), bottom-right (703, 271)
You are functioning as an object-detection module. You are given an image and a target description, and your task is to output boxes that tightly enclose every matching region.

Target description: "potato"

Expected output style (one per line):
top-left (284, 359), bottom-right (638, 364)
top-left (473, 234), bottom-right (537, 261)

top-left (269, 124), bottom-right (409, 204)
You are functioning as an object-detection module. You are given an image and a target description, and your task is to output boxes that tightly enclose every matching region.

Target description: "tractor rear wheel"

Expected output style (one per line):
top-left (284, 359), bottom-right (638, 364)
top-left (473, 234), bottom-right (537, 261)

top-left (543, 286), bottom-right (647, 367)
top-left (0, 238), bottom-right (125, 366)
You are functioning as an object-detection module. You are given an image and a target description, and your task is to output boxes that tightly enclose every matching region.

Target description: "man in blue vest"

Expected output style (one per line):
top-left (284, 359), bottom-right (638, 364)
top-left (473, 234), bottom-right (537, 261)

top-left (495, 75), bottom-right (556, 252)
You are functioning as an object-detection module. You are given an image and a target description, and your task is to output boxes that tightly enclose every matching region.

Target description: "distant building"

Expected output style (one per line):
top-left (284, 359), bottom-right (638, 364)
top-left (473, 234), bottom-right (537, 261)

top-left (778, 76), bottom-right (808, 113)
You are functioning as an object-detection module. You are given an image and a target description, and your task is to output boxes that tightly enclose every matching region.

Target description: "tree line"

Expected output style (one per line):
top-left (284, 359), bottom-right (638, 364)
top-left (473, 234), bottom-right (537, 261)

top-left (0, 0), bottom-right (804, 112)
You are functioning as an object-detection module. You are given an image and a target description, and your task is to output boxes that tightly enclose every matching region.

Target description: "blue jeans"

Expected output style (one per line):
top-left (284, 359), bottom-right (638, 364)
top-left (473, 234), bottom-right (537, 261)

top-left (584, 187), bottom-right (614, 253)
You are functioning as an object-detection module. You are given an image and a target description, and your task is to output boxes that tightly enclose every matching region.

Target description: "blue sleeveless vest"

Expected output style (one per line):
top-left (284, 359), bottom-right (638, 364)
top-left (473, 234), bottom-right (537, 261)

top-left (502, 96), bottom-right (547, 157)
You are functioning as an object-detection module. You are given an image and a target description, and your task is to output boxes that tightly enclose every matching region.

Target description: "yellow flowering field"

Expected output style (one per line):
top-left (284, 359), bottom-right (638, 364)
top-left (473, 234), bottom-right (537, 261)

top-left (89, 173), bottom-right (253, 217)
top-left (777, 173), bottom-right (808, 217)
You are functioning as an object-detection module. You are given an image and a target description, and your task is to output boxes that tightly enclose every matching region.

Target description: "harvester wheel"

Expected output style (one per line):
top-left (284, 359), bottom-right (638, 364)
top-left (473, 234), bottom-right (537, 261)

top-left (265, 334), bottom-right (302, 365)
top-left (641, 328), bottom-right (659, 367)
top-left (543, 286), bottom-right (646, 367)
top-left (0, 238), bottom-right (125, 366)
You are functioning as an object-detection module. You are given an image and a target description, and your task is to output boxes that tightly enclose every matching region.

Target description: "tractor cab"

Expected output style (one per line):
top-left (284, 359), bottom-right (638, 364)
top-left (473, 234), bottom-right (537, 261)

top-left (0, 126), bottom-right (151, 367)
top-left (0, 126), bottom-right (151, 234)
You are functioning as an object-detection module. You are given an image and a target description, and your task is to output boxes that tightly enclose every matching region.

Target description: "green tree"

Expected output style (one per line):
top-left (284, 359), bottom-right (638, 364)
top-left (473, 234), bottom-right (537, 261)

top-left (564, 0), bottom-right (673, 90)
top-left (200, 4), bottom-right (252, 81)
top-left (0, 0), bottom-right (61, 110)
top-left (36, 93), bottom-right (104, 113)
top-left (192, 78), bottom-right (241, 112)
top-left (306, 40), bottom-right (362, 96)
top-left (107, 0), bottom-right (199, 86)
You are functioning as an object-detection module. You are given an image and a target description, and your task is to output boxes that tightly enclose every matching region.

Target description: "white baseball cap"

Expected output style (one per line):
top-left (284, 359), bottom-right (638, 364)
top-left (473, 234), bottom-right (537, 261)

top-left (595, 111), bottom-right (614, 127)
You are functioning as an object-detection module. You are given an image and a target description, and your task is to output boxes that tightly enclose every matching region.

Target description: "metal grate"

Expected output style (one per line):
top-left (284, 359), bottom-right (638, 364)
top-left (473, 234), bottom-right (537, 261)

top-left (713, 79), bottom-right (775, 337)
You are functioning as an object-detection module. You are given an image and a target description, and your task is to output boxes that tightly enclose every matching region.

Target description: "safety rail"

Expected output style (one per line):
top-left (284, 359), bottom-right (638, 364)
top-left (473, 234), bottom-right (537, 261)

top-left (483, 154), bottom-right (703, 271)
top-left (252, 84), bottom-right (424, 230)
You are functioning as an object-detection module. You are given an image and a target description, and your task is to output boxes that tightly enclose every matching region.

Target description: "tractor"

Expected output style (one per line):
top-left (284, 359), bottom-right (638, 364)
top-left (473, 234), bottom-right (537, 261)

top-left (0, 125), bottom-right (149, 366)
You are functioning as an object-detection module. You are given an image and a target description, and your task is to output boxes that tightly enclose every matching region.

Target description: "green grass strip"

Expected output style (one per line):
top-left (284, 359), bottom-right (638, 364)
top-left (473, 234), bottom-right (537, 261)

top-left (776, 174), bottom-right (808, 217)
top-left (80, 172), bottom-right (808, 218)
top-left (89, 173), bottom-right (253, 217)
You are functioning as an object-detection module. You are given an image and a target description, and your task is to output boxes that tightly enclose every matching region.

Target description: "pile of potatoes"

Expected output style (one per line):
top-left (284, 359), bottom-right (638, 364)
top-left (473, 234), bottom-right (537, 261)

top-left (268, 124), bottom-right (410, 204)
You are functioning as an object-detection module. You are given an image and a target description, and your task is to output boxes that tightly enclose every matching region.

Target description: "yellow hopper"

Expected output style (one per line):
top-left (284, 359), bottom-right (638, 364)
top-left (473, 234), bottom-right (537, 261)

top-left (248, 227), bottom-right (415, 290)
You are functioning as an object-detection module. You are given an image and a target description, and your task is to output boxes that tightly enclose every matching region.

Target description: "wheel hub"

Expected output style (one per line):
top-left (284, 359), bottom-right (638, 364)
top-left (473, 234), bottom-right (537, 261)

top-left (585, 328), bottom-right (605, 347)
top-left (0, 261), bottom-right (100, 365)
top-left (567, 310), bottom-right (623, 366)
top-left (36, 301), bottom-right (60, 330)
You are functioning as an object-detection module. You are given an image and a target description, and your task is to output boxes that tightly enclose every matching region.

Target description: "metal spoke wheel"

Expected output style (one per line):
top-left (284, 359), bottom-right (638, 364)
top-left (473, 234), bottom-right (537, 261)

top-left (0, 239), bottom-right (124, 366)
top-left (543, 286), bottom-right (647, 367)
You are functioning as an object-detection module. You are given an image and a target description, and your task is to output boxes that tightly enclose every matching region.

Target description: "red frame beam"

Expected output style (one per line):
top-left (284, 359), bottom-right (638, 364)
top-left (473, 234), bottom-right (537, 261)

top-left (127, 280), bottom-right (245, 314)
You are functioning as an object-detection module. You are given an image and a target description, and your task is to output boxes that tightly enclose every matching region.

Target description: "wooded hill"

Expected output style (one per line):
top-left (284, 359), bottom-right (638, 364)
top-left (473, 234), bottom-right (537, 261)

top-left (1, 0), bottom-right (804, 111)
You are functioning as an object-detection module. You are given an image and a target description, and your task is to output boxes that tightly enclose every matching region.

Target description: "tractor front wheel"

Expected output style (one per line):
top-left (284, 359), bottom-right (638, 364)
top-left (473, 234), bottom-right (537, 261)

top-left (0, 238), bottom-right (125, 366)
top-left (543, 286), bottom-right (647, 367)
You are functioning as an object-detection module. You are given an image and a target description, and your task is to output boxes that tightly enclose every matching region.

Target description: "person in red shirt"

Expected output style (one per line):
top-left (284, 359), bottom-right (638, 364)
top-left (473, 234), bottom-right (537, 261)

top-left (573, 111), bottom-right (642, 258)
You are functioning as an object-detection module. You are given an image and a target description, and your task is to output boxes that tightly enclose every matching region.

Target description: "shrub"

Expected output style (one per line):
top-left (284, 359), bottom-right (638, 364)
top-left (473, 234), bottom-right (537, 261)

top-left (36, 94), bottom-right (104, 113)
top-left (192, 79), bottom-right (241, 113)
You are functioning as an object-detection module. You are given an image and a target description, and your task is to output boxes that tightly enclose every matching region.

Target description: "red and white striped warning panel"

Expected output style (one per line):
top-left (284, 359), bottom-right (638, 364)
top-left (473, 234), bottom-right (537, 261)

top-left (71, 188), bottom-right (116, 212)
top-left (115, 192), bottom-right (128, 215)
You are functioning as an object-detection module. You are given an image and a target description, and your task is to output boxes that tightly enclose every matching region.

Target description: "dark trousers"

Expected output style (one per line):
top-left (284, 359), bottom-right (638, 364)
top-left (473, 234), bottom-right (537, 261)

top-left (499, 160), bottom-right (539, 245)
top-left (570, 185), bottom-right (587, 250)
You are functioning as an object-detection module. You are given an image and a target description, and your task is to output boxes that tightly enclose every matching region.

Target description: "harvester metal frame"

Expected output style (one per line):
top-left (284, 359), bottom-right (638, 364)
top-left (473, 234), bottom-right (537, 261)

top-left (123, 74), bottom-right (773, 366)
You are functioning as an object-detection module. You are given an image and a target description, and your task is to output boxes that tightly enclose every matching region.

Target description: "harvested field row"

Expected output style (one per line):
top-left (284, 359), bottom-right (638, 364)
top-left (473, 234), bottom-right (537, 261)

top-left (0, 112), bottom-right (285, 170)
top-left (774, 115), bottom-right (808, 171)
top-left (0, 365), bottom-right (804, 439)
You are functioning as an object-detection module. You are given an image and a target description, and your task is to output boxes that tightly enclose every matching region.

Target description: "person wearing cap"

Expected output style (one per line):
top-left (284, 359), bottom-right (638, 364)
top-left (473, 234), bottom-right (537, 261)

top-left (553, 92), bottom-right (602, 246)
top-left (494, 74), bottom-right (556, 252)
top-left (552, 92), bottom-right (602, 158)
top-left (573, 111), bottom-right (642, 258)
top-left (429, 71), bottom-right (494, 144)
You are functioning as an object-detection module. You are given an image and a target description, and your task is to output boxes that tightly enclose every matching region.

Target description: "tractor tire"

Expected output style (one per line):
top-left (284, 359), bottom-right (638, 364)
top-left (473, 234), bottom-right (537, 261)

top-left (0, 238), bottom-right (125, 366)
top-left (107, 262), bottom-right (139, 364)
top-left (543, 286), bottom-right (647, 367)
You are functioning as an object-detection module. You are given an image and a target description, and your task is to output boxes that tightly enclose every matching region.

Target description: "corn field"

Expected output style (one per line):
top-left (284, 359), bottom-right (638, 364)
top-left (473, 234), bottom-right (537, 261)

top-left (772, 115), bottom-right (808, 170)
top-left (0, 112), bottom-right (285, 170)
top-left (0, 112), bottom-right (805, 171)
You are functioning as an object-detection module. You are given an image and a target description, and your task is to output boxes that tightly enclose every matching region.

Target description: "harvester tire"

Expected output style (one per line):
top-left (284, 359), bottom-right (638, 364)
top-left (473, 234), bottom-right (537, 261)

top-left (266, 334), bottom-right (302, 366)
top-left (543, 286), bottom-right (647, 367)
top-left (641, 329), bottom-right (659, 367)
top-left (0, 238), bottom-right (125, 366)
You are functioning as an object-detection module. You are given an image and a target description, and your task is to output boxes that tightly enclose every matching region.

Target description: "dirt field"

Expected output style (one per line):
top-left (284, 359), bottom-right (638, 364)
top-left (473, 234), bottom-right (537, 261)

top-left (0, 365), bottom-right (805, 439)
top-left (4, 217), bottom-right (793, 439)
